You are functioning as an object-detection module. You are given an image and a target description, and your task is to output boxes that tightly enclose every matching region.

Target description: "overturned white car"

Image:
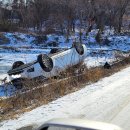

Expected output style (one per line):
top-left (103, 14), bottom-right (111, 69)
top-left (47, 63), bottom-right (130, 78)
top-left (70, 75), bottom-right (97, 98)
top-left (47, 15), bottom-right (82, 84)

top-left (7, 43), bottom-right (87, 88)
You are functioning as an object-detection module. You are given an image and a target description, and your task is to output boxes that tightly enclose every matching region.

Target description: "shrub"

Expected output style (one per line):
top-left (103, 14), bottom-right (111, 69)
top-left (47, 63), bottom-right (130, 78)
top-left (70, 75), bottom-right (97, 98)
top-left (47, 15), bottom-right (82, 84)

top-left (103, 38), bottom-right (111, 45)
top-left (44, 28), bottom-right (56, 35)
top-left (0, 33), bottom-right (9, 44)
top-left (86, 25), bottom-right (93, 36)
top-left (48, 41), bottom-right (59, 47)
top-left (95, 31), bottom-right (102, 43)
top-left (0, 21), bottom-right (18, 32)
top-left (34, 35), bottom-right (48, 45)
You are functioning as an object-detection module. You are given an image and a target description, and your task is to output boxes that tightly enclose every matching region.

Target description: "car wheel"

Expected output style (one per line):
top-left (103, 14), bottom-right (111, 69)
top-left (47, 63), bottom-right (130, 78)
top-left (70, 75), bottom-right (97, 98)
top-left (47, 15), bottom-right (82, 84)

top-left (12, 61), bottom-right (24, 69)
top-left (37, 54), bottom-right (53, 72)
top-left (73, 42), bottom-right (84, 55)
top-left (11, 78), bottom-right (25, 89)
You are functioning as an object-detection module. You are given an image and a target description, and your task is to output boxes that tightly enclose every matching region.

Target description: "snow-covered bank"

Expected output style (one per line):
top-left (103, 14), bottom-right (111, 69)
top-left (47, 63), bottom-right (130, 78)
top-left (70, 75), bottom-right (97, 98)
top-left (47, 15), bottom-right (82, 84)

top-left (1, 66), bottom-right (130, 130)
top-left (0, 29), bottom-right (130, 74)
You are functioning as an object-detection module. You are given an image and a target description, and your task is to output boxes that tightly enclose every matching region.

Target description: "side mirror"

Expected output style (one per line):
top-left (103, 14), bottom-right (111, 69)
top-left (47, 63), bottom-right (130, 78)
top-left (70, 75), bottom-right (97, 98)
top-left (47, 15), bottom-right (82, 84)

top-left (37, 119), bottom-right (122, 130)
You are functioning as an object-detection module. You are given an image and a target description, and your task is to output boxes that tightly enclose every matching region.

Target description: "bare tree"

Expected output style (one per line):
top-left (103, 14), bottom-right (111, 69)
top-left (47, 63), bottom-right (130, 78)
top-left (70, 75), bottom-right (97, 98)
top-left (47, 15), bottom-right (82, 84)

top-left (115, 0), bottom-right (130, 33)
top-left (0, 0), bottom-right (130, 34)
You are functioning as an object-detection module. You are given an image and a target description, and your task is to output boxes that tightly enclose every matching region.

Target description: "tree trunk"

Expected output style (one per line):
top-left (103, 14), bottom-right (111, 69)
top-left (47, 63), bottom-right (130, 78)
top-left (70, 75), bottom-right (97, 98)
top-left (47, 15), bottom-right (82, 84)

top-left (117, 14), bottom-right (123, 33)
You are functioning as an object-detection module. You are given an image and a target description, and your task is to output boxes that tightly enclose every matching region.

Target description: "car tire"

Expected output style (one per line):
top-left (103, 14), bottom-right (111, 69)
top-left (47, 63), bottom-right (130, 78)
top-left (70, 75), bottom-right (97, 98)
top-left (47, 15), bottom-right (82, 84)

top-left (8, 61), bottom-right (25, 75)
top-left (37, 54), bottom-right (53, 72)
top-left (73, 42), bottom-right (84, 55)
top-left (12, 61), bottom-right (24, 69)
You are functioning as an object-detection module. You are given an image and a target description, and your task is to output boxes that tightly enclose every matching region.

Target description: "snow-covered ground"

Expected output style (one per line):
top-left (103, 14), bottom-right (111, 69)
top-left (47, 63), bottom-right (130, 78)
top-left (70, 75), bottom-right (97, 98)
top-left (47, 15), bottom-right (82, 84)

top-left (0, 29), bottom-right (130, 70)
top-left (1, 66), bottom-right (130, 130)
top-left (0, 29), bottom-right (130, 96)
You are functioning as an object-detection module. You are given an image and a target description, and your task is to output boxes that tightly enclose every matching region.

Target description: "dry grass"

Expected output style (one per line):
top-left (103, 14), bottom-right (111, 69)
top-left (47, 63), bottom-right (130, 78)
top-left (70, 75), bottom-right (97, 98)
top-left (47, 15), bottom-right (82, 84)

top-left (1, 57), bottom-right (130, 121)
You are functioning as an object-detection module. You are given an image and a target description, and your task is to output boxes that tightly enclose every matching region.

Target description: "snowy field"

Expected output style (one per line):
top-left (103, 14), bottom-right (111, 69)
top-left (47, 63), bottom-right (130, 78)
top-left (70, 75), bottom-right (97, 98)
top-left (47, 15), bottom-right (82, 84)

top-left (0, 30), bottom-right (130, 97)
top-left (1, 65), bottom-right (130, 130)
top-left (0, 29), bottom-right (130, 67)
top-left (0, 29), bottom-right (130, 73)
